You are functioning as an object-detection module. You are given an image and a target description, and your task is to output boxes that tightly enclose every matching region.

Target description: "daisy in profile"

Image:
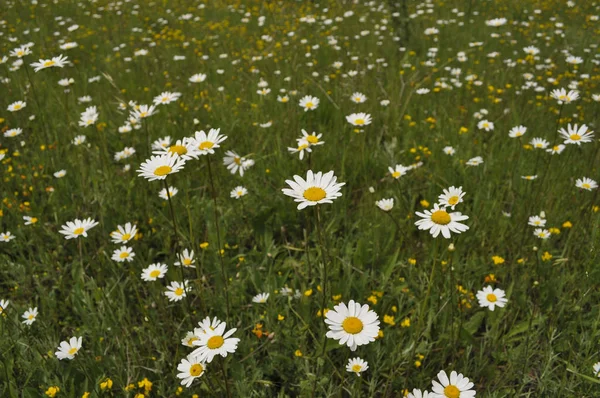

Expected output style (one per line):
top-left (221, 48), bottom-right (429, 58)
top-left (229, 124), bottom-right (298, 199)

top-left (288, 140), bottom-right (312, 160)
top-left (576, 177), bottom-right (598, 191)
top-left (141, 263), bottom-right (168, 282)
top-left (7, 101), bottom-right (26, 112)
top-left (509, 125), bottom-right (527, 138)
top-left (534, 228), bottom-right (551, 239)
top-left (54, 170), bottom-right (68, 178)
top-left (282, 170), bottom-right (345, 210)
top-left (252, 293), bottom-right (269, 304)
top-left (476, 286), bottom-right (508, 311)
top-left (165, 280), bottom-right (191, 302)
top-left (388, 164), bottom-right (409, 179)
top-left (438, 186), bottom-right (465, 210)
top-left (346, 112), bottom-right (372, 126)
top-left (175, 249), bottom-right (196, 268)
top-left (188, 129), bottom-right (227, 156)
top-left (153, 91), bottom-right (182, 106)
top-left (195, 316), bottom-right (223, 334)
top-left (528, 215), bottom-right (546, 227)
top-left (375, 198), bottom-right (394, 212)
top-left (415, 203), bottom-right (469, 239)
top-left (22, 307), bottom-right (38, 325)
top-left (177, 355), bottom-right (206, 388)
top-left (558, 124), bottom-right (594, 145)
top-left (230, 186), bottom-right (248, 199)
top-left (346, 357), bottom-right (368, 376)
top-left (350, 92), bottom-right (367, 103)
top-left (159, 186), bottom-right (179, 200)
top-left (431, 370), bottom-right (475, 398)
top-left (550, 88), bottom-right (579, 104)
top-left (408, 389), bottom-right (432, 398)
top-left (137, 153), bottom-right (186, 181)
top-left (223, 150), bottom-right (253, 176)
top-left (191, 322), bottom-right (240, 363)
top-left (593, 362), bottom-right (600, 377)
top-left (130, 104), bottom-right (157, 119)
top-left (466, 156), bottom-right (483, 166)
top-left (110, 222), bottom-right (137, 244)
top-left (0, 299), bottom-right (9, 314)
top-left (0, 232), bottom-right (16, 242)
top-left (325, 300), bottom-right (380, 351)
top-left (299, 95), bottom-right (319, 111)
top-left (4, 128), bottom-right (22, 138)
top-left (30, 54), bottom-right (68, 72)
top-left (111, 246), bottom-right (135, 263)
top-left (55, 336), bottom-right (82, 360)
top-left (189, 73), bottom-right (207, 83)
top-left (59, 218), bottom-right (99, 239)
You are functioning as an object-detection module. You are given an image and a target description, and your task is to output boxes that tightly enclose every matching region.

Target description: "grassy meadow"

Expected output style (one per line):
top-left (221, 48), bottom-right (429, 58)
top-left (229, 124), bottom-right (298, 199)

top-left (1, 0), bottom-right (600, 396)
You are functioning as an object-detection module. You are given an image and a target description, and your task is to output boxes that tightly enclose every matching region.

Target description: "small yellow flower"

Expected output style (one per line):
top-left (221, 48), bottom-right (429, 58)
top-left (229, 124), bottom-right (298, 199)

top-left (400, 317), bottom-right (411, 328)
top-left (562, 221), bottom-right (572, 228)
top-left (294, 349), bottom-right (303, 357)
top-left (459, 126), bottom-right (468, 134)
top-left (420, 199), bottom-right (430, 208)
top-left (484, 274), bottom-right (496, 283)
top-left (82, 393), bottom-right (90, 398)
top-left (304, 289), bottom-right (313, 297)
top-left (383, 315), bottom-right (396, 326)
top-left (367, 295), bottom-right (378, 305)
top-left (541, 252), bottom-right (552, 262)
top-left (377, 330), bottom-right (384, 338)
top-left (408, 258), bottom-right (417, 265)
top-left (45, 387), bottom-right (60, 397)
top-left (125, 383), bottom-right (135, 391)
top-left (199, 242), bottom-right (209, 249)
top-left (492, 255), bottom-right (505, 265)
top-left (277, 314), bottom-right (285, 321)
top-left (332, 294), bottom-right (342, 301)
top-left (100, 378), bottom-right (113, 390)
top-left (415, 360), bottom-right (422, 368)
top-left (549, 227), bottom-right (560, 235)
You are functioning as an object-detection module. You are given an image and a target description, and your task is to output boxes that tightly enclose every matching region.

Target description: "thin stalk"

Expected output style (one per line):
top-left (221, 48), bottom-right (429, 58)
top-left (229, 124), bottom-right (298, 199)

top-left (219, 357), bottom-right (232, 398)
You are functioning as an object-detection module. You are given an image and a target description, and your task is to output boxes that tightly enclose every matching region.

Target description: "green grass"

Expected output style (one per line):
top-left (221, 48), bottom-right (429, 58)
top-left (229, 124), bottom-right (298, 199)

top-left (1, 0), bottom-right (600, 396)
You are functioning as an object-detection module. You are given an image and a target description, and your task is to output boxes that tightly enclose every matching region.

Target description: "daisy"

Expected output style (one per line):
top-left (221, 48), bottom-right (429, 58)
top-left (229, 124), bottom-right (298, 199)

top-left (22, 307), bottom-right (38, 325)
top-left (534, 228), bottom-right (551, 239)
top-left (523, 46), bottom-right (540, 56)
top-left (415, 203), bottom-right (469, 239)
top-left (30, 54), bottom-right (68, 72)
top-left (550, 88), bottom-right (579, 104)
top-left (165, 280), bottom-right (191, 302)
top-left (466, 156), bottom-right (483, 166)
top-left (55, 336), bottom-right (82, 360)
top-left (408, 389), bottom-right (432, 398)
top-left (438, 186), bottom-right (465, 210)
top-left (7, 101), bottom-right (26, 112)
top-left (593, 362), bottom-right (600, 377)
top-left (153, 91), bottom-right (182, 106)
top-left (486, 17), bottom-right (507, 27)
top-left (558, 124), bottom-right (594, 145)
top-left (4, 128), bottom-right (23, 138)
top-left (175, 249), bottom-right (196, 268)
top-left (546, 144), bottom-right (565, 155)
top-left (282, 170), bottom-right (345, 210)
top-left (528, 215), bottom-right (546, 227)
top-left (277, 95), bottom-right (289, 103)
top-left (388, 164), bottom-right (409, 179)
top-left (346, 112), bottom-right (372, 126)
top-left (131, 104), bottom-right (157, 119)
top-left (0, 232), bottom-right (16, 242)
top-left (509, 125), bottom-right (527, 138)
top-left (177, 355), bottom-right (206, 388)
top-left (141, 263), bottom-right (168, 282)
top-left (375, 198), bottom-right (394, 212)
top-left (325, 300), bottom-right (380, 351)
top-left (300, 129), bottom-right (324, 147)
top-left (476, 286), bottom-right (508, 311)
top-left (416, 88), bottom-right (430, 95)
top-left (443, 146), bottom-right (456, 156)
top-left (195, 316), bottom-right (223, 334)
top-left (72, 135), bottom-right (86, 145)
top-left (576, 177), bottom-right (598, 191)
top-left (23, 216), bottom-right (38, 225)
top-left (181, 332), bottom-right (200, 347)
top-left (155, 139), bottom-right (197, 160)
top-left (110, 222), bottom-right (137, 244)
top-left (288, 140), bottom-right (312, 160)
top-left (299, 95), bottom-right (319, 111)
top-left (189, 73), bottom-right (207, 83)
top-left (477, 119), bottom-right (494, 131)
top-left (188, 129), bottom-right (227, 157)
top-left (346, 357), bottom-right (369, 376)
top-left (10, 45), bottom-right (32, 58)
top-left (111, 246), bottom-right (135, 263)
top-left (54, 170), bottom-right (67, 178)
top-left (223, 150), bottom-right (252, 176)
top-left (59, 218), bottom-right (99, 239)
top-left (159, 186), bottom-right (179, 200)
top-left (78, 106), bottom-right (99, 127)
top-left (350, 92), bottom-right (367, 103)
top-left (230, 186), bottom-right (248, 199)
top-left (252, 293), bottom-right (269, 304)
top-left (431, 370), bottom-right (476, 398)
top-left (521, 175), bottom-right (538, 180)
top-left (191, 322), bottom-right (240, 363)
top-left (0, 299), bottom-right (9, 313)
top-left (137, 153), bottom-right (186, 181)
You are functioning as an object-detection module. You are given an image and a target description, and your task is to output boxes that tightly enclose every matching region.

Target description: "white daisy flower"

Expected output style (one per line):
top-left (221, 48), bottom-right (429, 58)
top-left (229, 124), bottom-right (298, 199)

top-left (508, 125), bottom-right (527, 138)
top-left (188, 129), bottom-right (227, 157)
top-left (230, 186), bottom-right (248, 199)
top-left (528, 215), bottom-right (546, 227)
top-left (195, 316), bottom-right (223, 335)
top-left (191, 322), bottom-right (240, 363)
top-left (346, 357), bottom-right (369, 376)
top-left (111, 246), bottom-right (135, 263)
top-left (55, 336), bottom-right (82, 360)
top-left (431, 370), bottom-right (476, 398)
top-left (408, 389), bottom-right (433, 398)
top-left (175, 249), bottom-right (196, 268)
top-left (0, 232), bottom-right (16, 242)
top-left (576, 177), bottom-right (598, 191)
top-left (59, 218), bottom-right (99, 239)
top-left (110, 222), bottom-right (137, 244)
top-left (0, 299), bottom-right (9, 313)
top-left (137, 153), bottom-right (186, 181)
top-left (299, 95), bottom-right (319, 111)
top-left (375, 198), bottom-right (394, 212)
top-left (189, 73), bottom-right (207, 83)
top-left (141, 263), bottom-right (168, 281)
top-left (300, 129), bottom-right (324, 146)
top-left (282, 170), bottom-right (345, 210)
top-left (415, 203), bottom-right (469, 239)
top-left (346, 112), bottom-right (372, 126)
top-left (288, 140), bottom-right (312, 160)
top-left (223, 150), bottom-right (253, 176)
top-left (533, 228), bottom-right (551, 239)
top-left (558, 124), bottom-right (594, 145)
top-left (350, 92), bottom-right (367, 103)
top-left (165, 280), bottom-right (191, 302)
top-left (438, 186), bottom-right (465, 210)
top-left (21, 307), bottom-right (38, 325)
top-left (159, 186), bottom-right (179, 200)
top-left (252, 293), bottom-right (269, 304)
top-left (7, 101), bottom-right (26, 112)
top-left (177, 355), bottom-right (206, 388)
top-left (324, 300), bottom-right (380, 351)
top-left (476, 286), bottom-right (508, 311)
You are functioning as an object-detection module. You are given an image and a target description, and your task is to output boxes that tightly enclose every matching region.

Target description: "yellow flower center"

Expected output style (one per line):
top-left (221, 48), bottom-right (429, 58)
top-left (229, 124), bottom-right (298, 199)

top-left (448, 196), bottom-right (459, 205)
top-left (535, 143), bottom-right (543, 148)
top-left (392, 171), bottom-right (402, 178)
top-left (73, 227), bottom-right (85, 235)
top-left (487, 293), bottom-right (497, 302)
top-left (139, 112), bottom-right (148, 117)
top-left (28, 314), bottom-right (34, 319)
top-left (207, 335), bottom-right (225, 349)
top-left (354, 118), bottom-right (365, 125)
top-left (119, 251), bottom-right (129, 259)
top-left (552, 145), bottom-right (559, 151)
top-left (306, 135), bottom-right (319, 144)
top-left (444, 385), bottom-right (460, 398)
top-left (431, 210), bottom-right (451, 225)
top-left (234, 156), bottom-right (241, 165)
top-left (354, 97), bottom-right (362, 102)
top-left (351, 364), bottom-right (362, 372)
top-left (175, 287), bottom-right (184, 296)
top-left (183, 258), bottom-right (192, 266)
top-left (305, 101), bottom-right (314, 108)
top-left (121, 233), bottom-right (131, 241)
top-left (298, 144), bottom-right (309, 151)
top-left (168, 145), bottom-right (187, 155)
top-left (68, 347), bottom-right (78, 355)
top-left (30, 217), bottom-right (38, 223)
top-left (303, 187), bottom-right (326, 202)
top-left (13, 104), bottom-right (21, 110)
top-left (582, 183), bottom-right (591, 189)
top-left (149, 270), bottom-right (161, 278)
top-left (569, 134), bottom-right (581, 141)
top-left (186, 337), bottom-right (198, 346)
top-left (342, 316), bottom-right (364, 334)
top-left (154, 165), bottom-right (172, 176)
top-left (43, 60), bottom-right (56, 67)
top-left (199, 141), bottom-right (214, 150)
top-left (190, 364), bottom-right (204, 377)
